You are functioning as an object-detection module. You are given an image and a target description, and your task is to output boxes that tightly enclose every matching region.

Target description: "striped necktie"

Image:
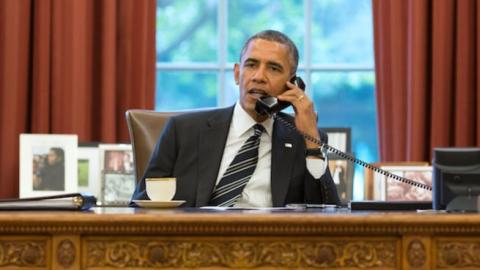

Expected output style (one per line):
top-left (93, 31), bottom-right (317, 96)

top-left (209, 124), bottom-right (265, 206)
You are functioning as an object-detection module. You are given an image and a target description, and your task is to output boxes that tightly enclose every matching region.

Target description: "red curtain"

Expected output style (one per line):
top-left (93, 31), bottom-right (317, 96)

top-left (0, 0), bottom-right (156, 198)
top-left (373, 0), bottom-right (480, 162)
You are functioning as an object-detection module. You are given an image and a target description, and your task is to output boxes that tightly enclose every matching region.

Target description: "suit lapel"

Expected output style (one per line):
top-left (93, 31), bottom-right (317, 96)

top-left (195, 106), bottom-right (234, 206)
top-left (271, 118), bottom-right (297, 206)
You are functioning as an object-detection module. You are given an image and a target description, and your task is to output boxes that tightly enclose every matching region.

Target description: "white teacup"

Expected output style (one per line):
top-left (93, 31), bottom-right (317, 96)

top-left (146, 178), bottom-right (176, 201)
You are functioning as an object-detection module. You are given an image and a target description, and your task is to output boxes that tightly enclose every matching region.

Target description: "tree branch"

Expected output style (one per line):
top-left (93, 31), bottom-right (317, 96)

top-left (158, 0), bottom-right (216, 57)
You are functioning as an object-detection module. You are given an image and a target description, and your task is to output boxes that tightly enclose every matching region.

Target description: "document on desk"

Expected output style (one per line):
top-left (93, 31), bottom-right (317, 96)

top-left (200, 206), bottom-right (299, 211)
top-left (0, 193), bottom-right (97, 211)
top-left (200, 204), bottom-right (343, 211)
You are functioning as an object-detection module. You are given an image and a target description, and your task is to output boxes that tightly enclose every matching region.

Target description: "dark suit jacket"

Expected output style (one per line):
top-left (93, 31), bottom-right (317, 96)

top-left (131, 106), bottom-right (340, 207)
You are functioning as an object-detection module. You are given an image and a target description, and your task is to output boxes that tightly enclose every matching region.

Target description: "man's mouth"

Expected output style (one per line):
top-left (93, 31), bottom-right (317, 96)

top-left (248, 88), bottom-right (268, 99)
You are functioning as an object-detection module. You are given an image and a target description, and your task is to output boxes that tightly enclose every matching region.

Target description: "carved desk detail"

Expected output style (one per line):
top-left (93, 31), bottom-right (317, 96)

top-left (0, 239), bottom-right (47, 268)
top-left (57, 239), bottom-right (76, 268)
top-left (437, 238), bottom-right (480, 268)
top-left (407, 239), bottom-right (427, 268)
top-left (85, 237), bottom-right (397, 269)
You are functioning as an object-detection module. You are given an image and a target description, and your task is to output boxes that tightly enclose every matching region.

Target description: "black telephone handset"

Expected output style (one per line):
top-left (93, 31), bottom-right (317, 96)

top-left (254, 76), bottom-right (433, 194)
top-left (255, 76), bottom-right (306, 116)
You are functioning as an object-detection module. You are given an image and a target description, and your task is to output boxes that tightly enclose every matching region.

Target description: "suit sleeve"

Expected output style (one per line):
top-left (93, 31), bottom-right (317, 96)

top-left (129, 118), bottom-right (178, 205)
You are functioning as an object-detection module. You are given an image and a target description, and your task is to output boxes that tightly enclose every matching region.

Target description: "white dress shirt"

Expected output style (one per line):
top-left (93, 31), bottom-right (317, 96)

top-left (214, 102), bottom-right (326, 207)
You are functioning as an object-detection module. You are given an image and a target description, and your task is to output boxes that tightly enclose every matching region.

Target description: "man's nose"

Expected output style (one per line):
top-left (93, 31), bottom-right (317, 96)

top-left (252, 66), bottom-right (267, 82)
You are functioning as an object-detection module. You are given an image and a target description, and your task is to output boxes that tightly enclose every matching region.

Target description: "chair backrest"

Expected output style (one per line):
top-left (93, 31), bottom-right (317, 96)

top-left (126, 108), bottom-right (211, 181)
top-left (125, 110), bottom-right (179, 181)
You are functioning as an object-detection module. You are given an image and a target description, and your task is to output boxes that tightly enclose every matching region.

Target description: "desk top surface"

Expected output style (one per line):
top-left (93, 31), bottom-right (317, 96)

top-left (0, 206), bottom-right (477, 221)
top-left (0, 207), bottom-right (478, 235)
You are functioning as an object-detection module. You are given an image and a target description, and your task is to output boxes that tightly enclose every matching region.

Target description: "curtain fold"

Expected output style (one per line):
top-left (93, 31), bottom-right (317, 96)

top-left (0, 0), bottom-right (156, 198)
top-left (373, 0), bottom-right (480, 162)
top-left (0, 0), bottom-right (32, 198)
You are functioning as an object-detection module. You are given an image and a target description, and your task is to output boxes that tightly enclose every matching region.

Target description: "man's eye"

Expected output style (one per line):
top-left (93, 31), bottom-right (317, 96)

top-left (245, 63), bottom-right (255, 67)
top-left (270, 66), bottom-right (281, 72)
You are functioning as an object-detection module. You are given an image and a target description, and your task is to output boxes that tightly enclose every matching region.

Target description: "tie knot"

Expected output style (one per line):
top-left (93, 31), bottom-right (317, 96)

top-left (253, 124), bottom-right (265, 137)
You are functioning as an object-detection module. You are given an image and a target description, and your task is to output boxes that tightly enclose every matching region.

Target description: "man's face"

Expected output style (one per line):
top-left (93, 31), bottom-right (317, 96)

top-left (47, 150), bottom-right (58, 165)
top-left (234, 39), bottom-right (293, 120)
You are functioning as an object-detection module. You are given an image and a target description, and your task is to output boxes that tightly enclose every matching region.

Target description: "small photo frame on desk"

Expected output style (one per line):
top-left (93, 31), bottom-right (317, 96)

top-left (328, 158), bottom-right (354, 204)
top-left (321, 128), bottom-right (351, 159)
top-left (77, 143), bottom-right (101, 198)
top-left (373, 166), bottom-right (432, 201)
top-left (99, 144), bottom-right (135, 205)
top-left (19, 134), bottom-right (78, 198)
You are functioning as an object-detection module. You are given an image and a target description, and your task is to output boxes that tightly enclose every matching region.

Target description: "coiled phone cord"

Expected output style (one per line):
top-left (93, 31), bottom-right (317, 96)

top-left (273, 113), bottom-right (433, 191)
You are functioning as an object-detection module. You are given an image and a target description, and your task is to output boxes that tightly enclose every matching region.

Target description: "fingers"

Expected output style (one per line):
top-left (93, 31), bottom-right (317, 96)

top-left (277, 84), bottom-right (311, 107)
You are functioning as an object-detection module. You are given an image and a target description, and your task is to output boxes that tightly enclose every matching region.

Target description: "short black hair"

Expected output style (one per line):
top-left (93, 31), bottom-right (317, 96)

top-left (50, 147), bottom-right (64, 162)
top-left (239, 30), bottom-right (299, 74)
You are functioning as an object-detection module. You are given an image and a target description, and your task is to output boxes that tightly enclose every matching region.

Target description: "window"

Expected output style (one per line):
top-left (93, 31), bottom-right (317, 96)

top-left (156, 0), bottom-right (377, 199)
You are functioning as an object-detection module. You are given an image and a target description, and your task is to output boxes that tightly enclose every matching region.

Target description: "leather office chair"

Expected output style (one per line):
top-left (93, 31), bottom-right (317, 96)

top-left (126, 108), bottom-right (211, 181)
top-left (125, 110), bottom-right (179, 181)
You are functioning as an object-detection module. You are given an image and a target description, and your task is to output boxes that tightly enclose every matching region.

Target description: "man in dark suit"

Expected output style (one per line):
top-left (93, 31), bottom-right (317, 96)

top-left (131, 30), bottom-right (340, 207)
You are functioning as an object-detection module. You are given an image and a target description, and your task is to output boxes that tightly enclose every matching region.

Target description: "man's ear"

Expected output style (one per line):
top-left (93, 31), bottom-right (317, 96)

top-left (234, 63), bottom-right (240, 85)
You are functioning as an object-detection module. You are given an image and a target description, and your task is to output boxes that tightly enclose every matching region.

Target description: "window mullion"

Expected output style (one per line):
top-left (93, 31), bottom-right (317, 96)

top-left (218, 0), bottom-right (228, 107)
top-left (304, 0), bottom-right (313, 96)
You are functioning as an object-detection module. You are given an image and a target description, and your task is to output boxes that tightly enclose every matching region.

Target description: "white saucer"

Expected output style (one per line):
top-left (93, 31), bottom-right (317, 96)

top-left (133, 200), bottom-right (186, 208)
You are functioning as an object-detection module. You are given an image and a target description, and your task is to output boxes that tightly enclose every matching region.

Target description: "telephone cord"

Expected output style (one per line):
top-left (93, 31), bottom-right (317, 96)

top-left (273, 113), bottom-right (432, 191)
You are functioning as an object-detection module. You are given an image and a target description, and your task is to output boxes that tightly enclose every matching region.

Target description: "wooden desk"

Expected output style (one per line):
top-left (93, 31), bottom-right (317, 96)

top-left (0, 207), bottom-right (479, 270)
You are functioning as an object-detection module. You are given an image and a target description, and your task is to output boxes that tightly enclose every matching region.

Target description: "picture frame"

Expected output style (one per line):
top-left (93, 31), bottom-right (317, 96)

top-left (77, 143), bottom-right (101, 198)
top-left (98, 144), bottom-right (135, 205)
top-left (321, 127), bottom-right (351, 159)
top-left (328, 157), bottom-right (354, 204)
top-left (19, 134), bottom-right (78, 198)
top-left (373, 166), bottom-right (433, 201)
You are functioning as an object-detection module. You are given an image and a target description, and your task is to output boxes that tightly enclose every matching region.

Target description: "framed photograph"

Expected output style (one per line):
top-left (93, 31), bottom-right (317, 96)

top-left (78, 144), bottom-right (101, 198)
top-left (99, 144), bottom-right (135, 205)
top-left (321, 128), bottom-right (351, 159)
top-left (328, 158), bottom-right (354, 204)
top-left (19, 134), bottom-right (78, 198)
top-left (373, 166), bottom-right (432, 201)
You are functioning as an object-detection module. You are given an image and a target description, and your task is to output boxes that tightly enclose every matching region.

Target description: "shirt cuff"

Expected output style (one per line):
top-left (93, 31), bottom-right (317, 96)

top-left (306, 158), bottom-right (327, 179)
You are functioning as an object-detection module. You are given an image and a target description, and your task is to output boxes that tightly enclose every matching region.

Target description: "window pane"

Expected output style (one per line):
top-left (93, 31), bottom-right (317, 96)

top-left (224, 71), bottom-right (239, 106)
top-left (157, 0), bottom-right (218, 62)
top-left (228, 0), bottom-right (305, 64)
top-left (155, 71), bottom-right (217, 110)
top-left (312, 71), bottom-right (377, 160)
top-left (312, 0), bottom-right (374, 65)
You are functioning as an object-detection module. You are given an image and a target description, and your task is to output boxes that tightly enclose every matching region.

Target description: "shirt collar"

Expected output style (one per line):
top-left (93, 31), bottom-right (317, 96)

top-left (232, 101), bottom-right (273, 137)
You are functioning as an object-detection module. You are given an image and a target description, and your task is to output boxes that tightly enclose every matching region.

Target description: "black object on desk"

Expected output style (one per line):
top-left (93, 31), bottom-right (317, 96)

top-left (349, 200), bottom-right (432, 211)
